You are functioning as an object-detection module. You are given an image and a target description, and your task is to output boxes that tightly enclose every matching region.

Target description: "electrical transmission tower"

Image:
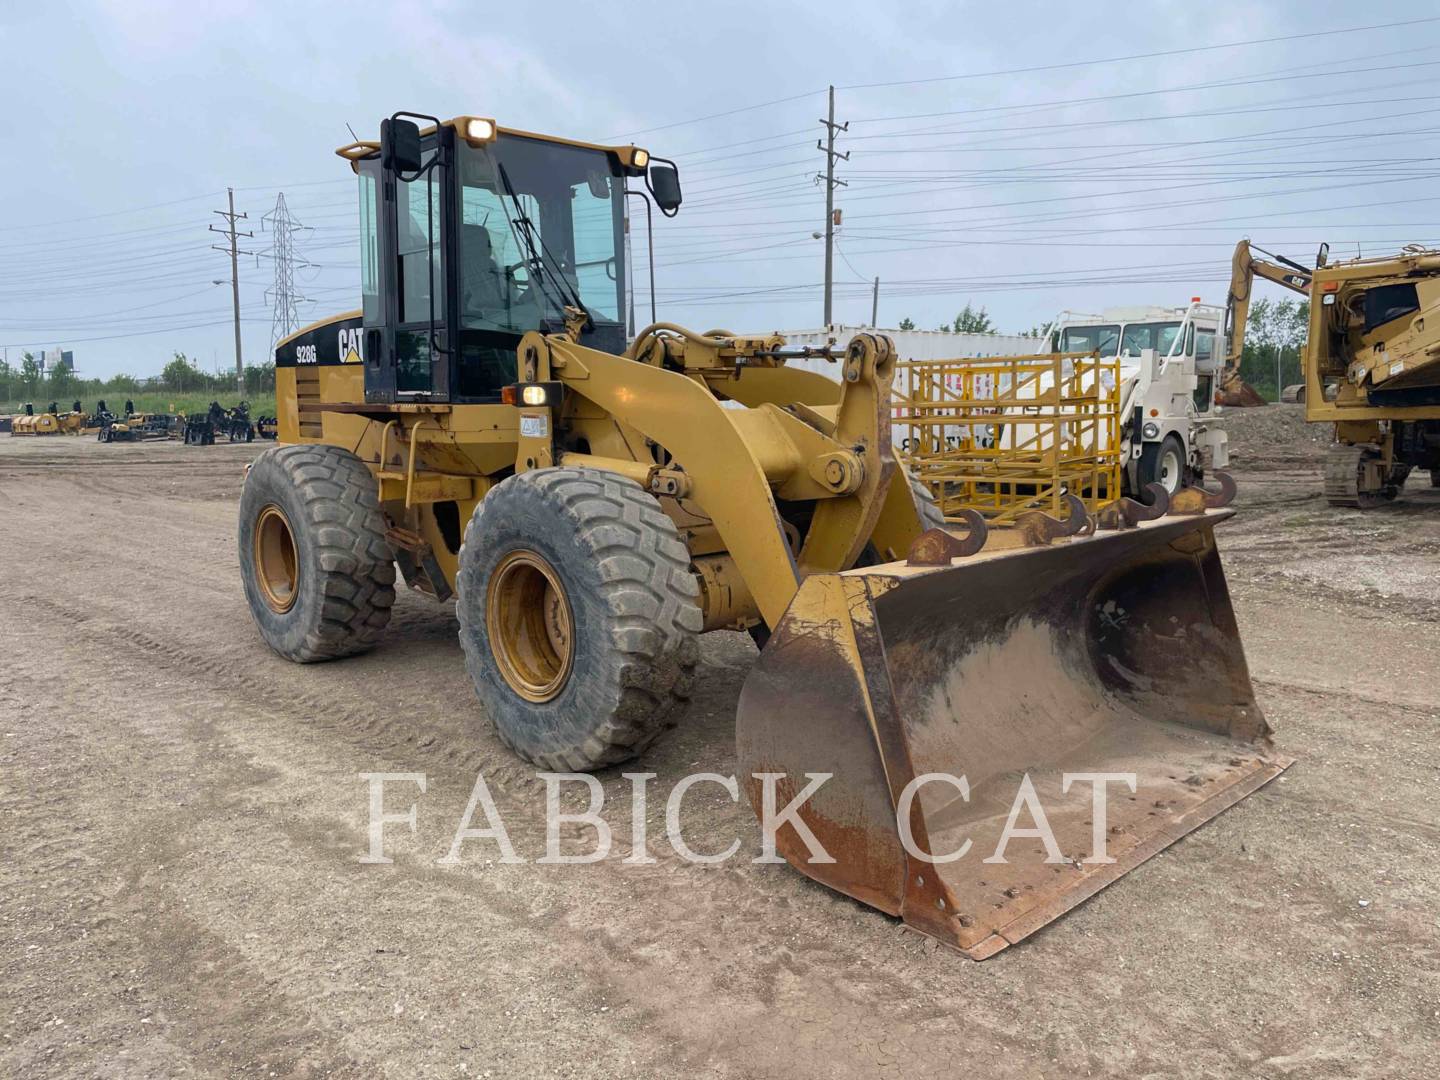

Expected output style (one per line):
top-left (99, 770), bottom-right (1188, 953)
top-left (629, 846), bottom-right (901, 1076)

top-left (261, 192), bottom-right (311, 357)
top-left (816, 84), bottom-right (849, 328)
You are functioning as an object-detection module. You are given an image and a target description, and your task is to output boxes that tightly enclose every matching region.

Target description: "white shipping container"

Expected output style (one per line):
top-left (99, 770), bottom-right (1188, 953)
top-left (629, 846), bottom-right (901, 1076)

top-left (775, 325), bottom-right (1039, 387)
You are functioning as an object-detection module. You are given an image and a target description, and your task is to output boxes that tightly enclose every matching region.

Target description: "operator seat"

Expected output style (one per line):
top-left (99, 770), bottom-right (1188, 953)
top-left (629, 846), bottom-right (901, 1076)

top-left (461, 224), bottom-right (505, 319)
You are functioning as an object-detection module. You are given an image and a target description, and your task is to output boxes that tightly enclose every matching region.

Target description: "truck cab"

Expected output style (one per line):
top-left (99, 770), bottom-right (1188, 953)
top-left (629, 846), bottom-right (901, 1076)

top-left (1050, 301), bottom-right (1229, 495)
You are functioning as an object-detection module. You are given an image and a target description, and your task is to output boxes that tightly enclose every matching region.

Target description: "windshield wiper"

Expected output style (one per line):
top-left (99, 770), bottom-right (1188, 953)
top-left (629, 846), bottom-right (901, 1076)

top-left (495, 162), bottom-right (594, 333)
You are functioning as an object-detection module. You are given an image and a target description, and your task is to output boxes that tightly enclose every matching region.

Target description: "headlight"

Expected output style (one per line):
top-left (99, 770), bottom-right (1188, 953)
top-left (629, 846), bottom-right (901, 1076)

top-left (1142, 421), bottom-right (1161, 440)
top-left (521, 385), bottom-right (548, 406)
top-left (633, 148), bottom-right (650, 169)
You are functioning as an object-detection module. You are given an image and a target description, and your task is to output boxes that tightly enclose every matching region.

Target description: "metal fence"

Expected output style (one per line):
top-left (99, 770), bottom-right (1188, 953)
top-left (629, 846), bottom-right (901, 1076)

top-left (896, 351), bottom-right (1122, 524)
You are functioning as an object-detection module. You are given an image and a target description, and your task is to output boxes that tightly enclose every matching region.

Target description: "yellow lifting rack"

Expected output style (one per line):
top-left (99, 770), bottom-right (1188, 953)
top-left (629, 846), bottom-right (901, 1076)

top-left (896, 350), bottom-right (1122, 525)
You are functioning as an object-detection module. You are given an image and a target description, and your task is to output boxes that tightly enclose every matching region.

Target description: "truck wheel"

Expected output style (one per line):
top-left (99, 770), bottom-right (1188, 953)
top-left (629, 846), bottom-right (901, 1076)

top-left (1138, 435), bottom-right (1187, 500)
top-left (456, 467), bottom-right (702, 771)
top-left (238, 444), bottom-right (396, 662)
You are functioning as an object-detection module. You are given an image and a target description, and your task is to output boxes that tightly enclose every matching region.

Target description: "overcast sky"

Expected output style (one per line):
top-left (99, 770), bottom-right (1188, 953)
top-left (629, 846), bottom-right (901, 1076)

top-left (4, 1), bottom-right (1440, 379)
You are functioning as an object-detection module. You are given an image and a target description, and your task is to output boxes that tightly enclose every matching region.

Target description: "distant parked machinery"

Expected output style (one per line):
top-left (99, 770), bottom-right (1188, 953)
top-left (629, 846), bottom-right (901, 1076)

top-left (99, 405), bottom-right (183, 442)
top-left (184, 401), bottom-right (257, 444)
top-left (11, 400), bottom-right (96, 436)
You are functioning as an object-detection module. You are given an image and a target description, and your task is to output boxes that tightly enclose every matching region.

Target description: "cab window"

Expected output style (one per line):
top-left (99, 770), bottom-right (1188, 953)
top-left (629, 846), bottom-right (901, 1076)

top-left (1058, 324), bottom-right (1119, 356)
top-left (1363, 283), bottom-right (1419, 332)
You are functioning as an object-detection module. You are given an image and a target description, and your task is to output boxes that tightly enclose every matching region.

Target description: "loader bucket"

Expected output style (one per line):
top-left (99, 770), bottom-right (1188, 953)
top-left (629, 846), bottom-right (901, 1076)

top-left (736, 508), bottom-right (1289, 959)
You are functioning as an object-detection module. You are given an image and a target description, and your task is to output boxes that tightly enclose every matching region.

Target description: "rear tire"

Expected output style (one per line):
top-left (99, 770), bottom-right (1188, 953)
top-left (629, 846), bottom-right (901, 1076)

top-left (238, 444), bottom-right (396, 662)
top-left (456, 467), bottom-right (703, 771)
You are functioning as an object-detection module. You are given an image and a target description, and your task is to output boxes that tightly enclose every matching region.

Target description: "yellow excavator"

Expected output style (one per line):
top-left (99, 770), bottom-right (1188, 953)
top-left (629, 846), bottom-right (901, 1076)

top-left (238, 111), bottom-right (1288, 958)
top-left (1219, 239), bottom-right (1313, 407)
top-left (1305, 245), bottom-right (1440, 505)
top-left (1230, 238), bottom-right (1440, 505)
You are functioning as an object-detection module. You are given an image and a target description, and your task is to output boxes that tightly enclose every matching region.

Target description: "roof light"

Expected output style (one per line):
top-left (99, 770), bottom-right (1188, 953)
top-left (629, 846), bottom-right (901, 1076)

top-left (463, 117), bottom-right (497, 143)
top-left (633, 148), bottom-right (650, 169)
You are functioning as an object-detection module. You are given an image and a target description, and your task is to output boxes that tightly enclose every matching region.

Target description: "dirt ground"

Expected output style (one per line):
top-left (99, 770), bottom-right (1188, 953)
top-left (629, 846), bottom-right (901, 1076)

top-left (2, 407), bottom-right (1438, 1079)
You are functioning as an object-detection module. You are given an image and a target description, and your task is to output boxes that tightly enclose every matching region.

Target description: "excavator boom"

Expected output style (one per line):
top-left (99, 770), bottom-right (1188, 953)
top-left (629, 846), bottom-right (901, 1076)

top-left (1220, 239), bottom-right (1313, 406)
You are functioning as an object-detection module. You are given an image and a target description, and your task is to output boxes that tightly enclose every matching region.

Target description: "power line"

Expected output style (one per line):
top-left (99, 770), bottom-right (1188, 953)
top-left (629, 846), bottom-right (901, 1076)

top-left (837, 15), bottom-right (1440, 90)
top-left (605, 89), bottom-right (822, 140)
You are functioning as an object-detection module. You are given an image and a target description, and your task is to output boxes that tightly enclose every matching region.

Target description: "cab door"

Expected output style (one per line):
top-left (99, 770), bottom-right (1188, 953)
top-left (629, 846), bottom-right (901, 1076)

top-left (364, 127), bottom-right (455, 403)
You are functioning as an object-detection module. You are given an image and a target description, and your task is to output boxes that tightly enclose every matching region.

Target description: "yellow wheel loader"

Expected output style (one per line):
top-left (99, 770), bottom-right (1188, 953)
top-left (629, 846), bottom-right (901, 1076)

top-left (239, 112), bottom-right (1287, 957)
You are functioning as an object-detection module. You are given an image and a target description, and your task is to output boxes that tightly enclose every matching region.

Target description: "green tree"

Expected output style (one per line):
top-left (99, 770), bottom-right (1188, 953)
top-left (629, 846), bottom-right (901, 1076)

top-left (244, 361), bottom-right (276, 396)
top-left (47, 362), bottom-right (76, 401)
top-left (19, 353), bottom-right (41, 399)
top-left (898, 317), bottom-right (916, 331)
top-left (162, 352), bottom-right (201, 392)
top-left (1238, 297), bottom-right (1309, 401)
top-left (950, 303), bottom-right (994, 335)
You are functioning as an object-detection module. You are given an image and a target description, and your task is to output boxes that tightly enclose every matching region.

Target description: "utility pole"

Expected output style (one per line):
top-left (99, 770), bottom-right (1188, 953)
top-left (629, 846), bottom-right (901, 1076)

top-left (817, 85), bottom-right (848, 328)
top-left (210, 189), bottom-right (254, 394)
top-left (871, 277), bottom-right (880, 328)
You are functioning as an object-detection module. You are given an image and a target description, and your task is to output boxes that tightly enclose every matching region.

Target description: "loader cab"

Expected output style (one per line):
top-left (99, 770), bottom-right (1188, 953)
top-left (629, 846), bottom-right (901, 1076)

top-left (353, 115), bottom-right (671, 405)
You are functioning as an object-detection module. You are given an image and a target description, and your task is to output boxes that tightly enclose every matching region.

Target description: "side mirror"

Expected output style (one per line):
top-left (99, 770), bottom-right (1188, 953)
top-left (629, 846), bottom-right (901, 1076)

top-left (1316, 242), bottom-right (1329, 269)
top-left (381, 117), bottom-right (424, 174)
top-left (648, 163), bottom-right (682, 216)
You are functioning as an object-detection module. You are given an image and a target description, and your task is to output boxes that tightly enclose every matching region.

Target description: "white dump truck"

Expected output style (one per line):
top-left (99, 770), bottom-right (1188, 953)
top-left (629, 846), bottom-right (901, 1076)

top-left (1048, 301), bottom-right (1229, 496)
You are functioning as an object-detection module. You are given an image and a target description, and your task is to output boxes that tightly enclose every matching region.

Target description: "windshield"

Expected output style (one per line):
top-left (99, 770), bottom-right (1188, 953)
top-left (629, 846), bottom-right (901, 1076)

top-left (1058, 324), bottom-right (1120, 357)
top-left (1120, 321), bottom-right (1182, 357)
top-left (456, 135), bottom-right (625, 334)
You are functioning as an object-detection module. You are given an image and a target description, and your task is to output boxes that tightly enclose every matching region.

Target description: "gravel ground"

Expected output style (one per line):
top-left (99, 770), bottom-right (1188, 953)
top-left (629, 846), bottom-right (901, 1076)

top-left (1, 414), bottom-right (1437, 1079)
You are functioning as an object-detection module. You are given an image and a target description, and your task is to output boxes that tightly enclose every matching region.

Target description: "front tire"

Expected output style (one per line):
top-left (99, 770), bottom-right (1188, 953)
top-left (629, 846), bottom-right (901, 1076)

top-left (456, 467), bottom-right (702, 771)
top-left (1137, 434), bottom-right (1187, 500)
top-left (238, 444), bottom-right (396, 662)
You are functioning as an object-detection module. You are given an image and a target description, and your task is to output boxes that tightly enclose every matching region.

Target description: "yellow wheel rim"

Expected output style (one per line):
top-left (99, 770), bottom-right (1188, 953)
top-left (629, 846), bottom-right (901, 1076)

top-left (253, 504), bottom-right (299, 614)
top-left (486, 551), bottom-right (574, 702)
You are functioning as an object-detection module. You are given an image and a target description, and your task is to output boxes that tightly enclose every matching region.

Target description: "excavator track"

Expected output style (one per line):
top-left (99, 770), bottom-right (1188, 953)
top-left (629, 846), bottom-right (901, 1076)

top-left (1324, 443), bottom-right (1388, 509)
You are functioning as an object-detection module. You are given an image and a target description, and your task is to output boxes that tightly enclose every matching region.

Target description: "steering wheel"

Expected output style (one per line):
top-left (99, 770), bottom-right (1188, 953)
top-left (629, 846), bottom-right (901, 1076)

top-left (504, 254), bottom-right (546, 281)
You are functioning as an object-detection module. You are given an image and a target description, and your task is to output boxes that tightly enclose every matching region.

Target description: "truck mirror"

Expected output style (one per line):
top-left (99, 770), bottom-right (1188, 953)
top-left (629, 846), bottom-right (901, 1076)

top-left (649, 163), bottom-right (682, 215)
top-left (381, 117), bottom-right (424, 174)
top-left (1316, 242), bottom-right (1329, 269)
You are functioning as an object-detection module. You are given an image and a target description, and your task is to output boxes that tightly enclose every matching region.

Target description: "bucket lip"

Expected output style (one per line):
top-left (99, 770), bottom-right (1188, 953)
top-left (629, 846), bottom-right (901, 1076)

top-left (848, 507), bottom-right (1236, 581)
top-left (932, 752), bottom-right (1294, 960)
